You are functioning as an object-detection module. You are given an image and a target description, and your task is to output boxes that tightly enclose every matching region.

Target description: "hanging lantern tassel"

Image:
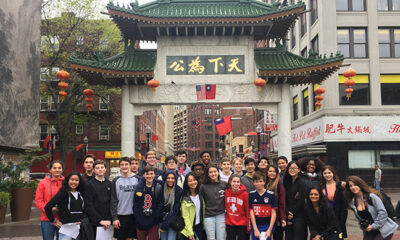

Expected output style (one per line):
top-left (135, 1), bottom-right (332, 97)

top-left (83, 89), bottom-right (95, 112)
top-left (315, 101), bottom-right (322, 108)
top-left (345, 88), bottom-right (354, 101)
top-left (85, 103), bottom-right (93, 112)
top-left (254, 78), bottom-right (266, 92)
top-left (59, 91), bottom-right (67, 102)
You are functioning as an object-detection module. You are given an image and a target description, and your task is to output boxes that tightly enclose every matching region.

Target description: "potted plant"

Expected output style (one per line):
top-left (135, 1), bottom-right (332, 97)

top-left (0, 191), bottom-right (10, 224)
top-left (0, 148), bottom-right (48, 221)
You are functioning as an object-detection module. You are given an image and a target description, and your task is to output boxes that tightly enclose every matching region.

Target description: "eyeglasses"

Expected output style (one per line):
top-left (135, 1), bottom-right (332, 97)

top-left (288, 167), bottom-right (299, 171)
top-left (307, 163), bottom-right (315, 166)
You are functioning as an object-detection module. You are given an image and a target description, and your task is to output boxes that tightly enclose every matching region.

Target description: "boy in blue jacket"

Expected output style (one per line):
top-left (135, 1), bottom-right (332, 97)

top-left (134, 165), bottom-right (164, 240)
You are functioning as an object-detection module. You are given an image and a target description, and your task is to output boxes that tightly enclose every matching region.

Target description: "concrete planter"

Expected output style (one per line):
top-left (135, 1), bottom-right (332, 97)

top-left (10, 187), bottom-right (34, 221)
top-left (0, 205), bottom-right (6, 224)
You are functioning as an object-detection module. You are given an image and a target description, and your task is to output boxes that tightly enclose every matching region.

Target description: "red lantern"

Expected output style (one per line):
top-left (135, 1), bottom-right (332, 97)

top-left (147, 79), bottom-right (160, 93)
top-left (83, 89), bottom-right (94, 97)
top-left (345, 88), bottom-right (354, 100)
top-left (315, 95), bottom-right (324, 102)
top-left (254, 78), bottom-right (267, 92)
top-left (56, 70), bottom-right (70, 80)
top-left (84, 97), bottom-right (93, 103)
top-left (59, 90), bottom-right (67, 102)
top-left (85, 103), bottom-right (93, 111)
top-left (314, 87), bottom-right (326, 95)
top-left (315, 102), bottom-right (322, 107)
top-left (344, 78), bottom-right (355, 87)
top-left (343, 68), bottom-right (357, 78)
top-left (58, 81), bottom-right (69, 90)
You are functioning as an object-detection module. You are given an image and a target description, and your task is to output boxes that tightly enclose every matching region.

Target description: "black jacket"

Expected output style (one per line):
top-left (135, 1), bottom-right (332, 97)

top-left (84, 178), bottom-right (112, 226)
top-left (284, 176), bottom-right (307, 217)
top-left (322, 182), bottom-right (348, 238)
top-left (44, 190), bottom-right (84, 223)
top-left (304, 203), bottom-right (340, 239)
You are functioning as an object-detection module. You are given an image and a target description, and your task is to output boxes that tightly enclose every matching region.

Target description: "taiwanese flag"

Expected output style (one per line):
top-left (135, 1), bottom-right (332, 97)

top-left (152, 135), bottom-right (158, 141)
top-left (205, 84), bottom-right (216, 99)
top-left (196, 84), bottom-right (216, 101)
top-left (214, 116), bottom-right (232, 136)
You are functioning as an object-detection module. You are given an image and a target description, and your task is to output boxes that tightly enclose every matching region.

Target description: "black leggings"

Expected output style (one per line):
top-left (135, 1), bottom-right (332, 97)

top-left (273, 224), bottom-right (284, 240)
top-left (226, 225), bottom-right (249, 240)
top-left (285, 216), bottom-right (307, 240)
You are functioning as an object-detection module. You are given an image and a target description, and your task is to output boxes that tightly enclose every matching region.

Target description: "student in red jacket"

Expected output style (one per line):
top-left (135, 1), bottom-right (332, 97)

top-left (35, 160), bottom-right (65, 240)
top-left (225, 173), bottom-right (250, 240)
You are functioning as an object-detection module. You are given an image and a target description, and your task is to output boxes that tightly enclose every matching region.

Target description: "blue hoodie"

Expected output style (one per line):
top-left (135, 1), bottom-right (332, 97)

top-left (133, 174), bottom-right (164, 230)
top-left (160, 170), bottom-right (183, 231)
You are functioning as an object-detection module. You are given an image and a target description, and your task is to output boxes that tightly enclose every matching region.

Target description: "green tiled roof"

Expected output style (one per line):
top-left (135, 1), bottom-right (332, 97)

top-left (107, 0), bottom-right (305, 20)
top-left (255, 48), bottom-right (344, 71)
top-left (69, 48), bottom-right (157, 73)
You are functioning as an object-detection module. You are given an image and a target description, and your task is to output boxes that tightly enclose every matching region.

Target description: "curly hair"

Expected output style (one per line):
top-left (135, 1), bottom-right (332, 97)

top-left (202, 164), bottom-right (220, 184)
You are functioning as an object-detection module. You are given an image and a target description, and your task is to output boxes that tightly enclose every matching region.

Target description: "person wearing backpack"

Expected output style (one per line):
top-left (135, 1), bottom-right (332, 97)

top-left (344, 176), bottom-right (398, 240)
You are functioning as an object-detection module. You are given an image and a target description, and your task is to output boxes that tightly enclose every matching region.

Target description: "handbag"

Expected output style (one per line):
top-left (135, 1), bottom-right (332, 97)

top-left (170, 211), bottom-right (185, 231)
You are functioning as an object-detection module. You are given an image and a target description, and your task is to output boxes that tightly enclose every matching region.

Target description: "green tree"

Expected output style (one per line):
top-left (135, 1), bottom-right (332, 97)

top-left (41, 0), bottom-right (123, 165)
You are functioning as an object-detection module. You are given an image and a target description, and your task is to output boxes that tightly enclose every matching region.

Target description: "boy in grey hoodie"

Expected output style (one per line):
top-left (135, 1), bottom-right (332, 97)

top-left (111, 157), bottom-right (139, 240)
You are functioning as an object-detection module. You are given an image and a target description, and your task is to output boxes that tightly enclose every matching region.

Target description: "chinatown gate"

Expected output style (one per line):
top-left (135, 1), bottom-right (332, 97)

top-left (69, 0), bottom-right (344, 161)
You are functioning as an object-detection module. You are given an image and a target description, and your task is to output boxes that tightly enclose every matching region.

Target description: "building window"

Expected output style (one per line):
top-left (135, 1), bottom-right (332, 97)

top-left (205, 134), bottom-right (212, 139)
top-left (337, 0), bottom-right (366, 11)
top-left (301, 47), bottom-right (308, 57)
top-left (99, 125), bottom-right (110, 141)
top-left (339, 75), bottom-right (370, 105)
top-left (380, 75), bottom-right (400, 105)
top-left (293, 96), bottom-right (298, 121)
top-left (50, 96), bottom-right (57, 111)
top-left (378, 28), bottom-right (400, 58)
top-left (378, 0), bottom-right (400, 11)
top-left (205, 125), bottom-right (212, 131)
top-left (310, 0), bottom-right (318, 25)
top-left (337, 28), bottom-right (367, 58)
top-left (76, 36), bottom-right (84, 45)
top-left (312, 84), bottom-right (320, 111)
top-left (303, 88), bottom-right (309, 116)
top-left (76, 125), bottom-right (83, 135)
top-left (40, 96), bottom-right (49, 111)
top-left (311, 35), bottom-right (319, 53)
top-left (377, 150), bottom-right (400, 168)
top-left (40, 125), bottom-right (48, 141)
top-left (40, 67), bottom-right (59, 81)
top-left (205, 108), bottom-right (212, 115)
top-left (291, 27), bottom-right (296, 49)
top-left (214, 109), bottom-right (219, 115)
top-left (205, 142), bottom-right (213, 148)
top-left (300, 13), bottom-right (307, 37)
top-left (99, 95), bottom-right (110, 111)
top-left (349, 150), bottom-right (375, 169)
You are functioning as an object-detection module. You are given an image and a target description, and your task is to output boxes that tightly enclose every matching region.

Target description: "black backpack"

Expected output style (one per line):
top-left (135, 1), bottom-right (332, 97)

top-left (367, 192), bottom-right (396, 220)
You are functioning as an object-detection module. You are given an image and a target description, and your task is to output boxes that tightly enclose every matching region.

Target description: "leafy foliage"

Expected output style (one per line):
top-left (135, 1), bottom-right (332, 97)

top-left (0, 192), bottom-right (11, 207)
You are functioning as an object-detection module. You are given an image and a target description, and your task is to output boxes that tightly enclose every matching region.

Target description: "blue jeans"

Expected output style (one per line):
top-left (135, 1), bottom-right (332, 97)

top-left (374, 179), bottom-right (381, 192)
top-left (251, 224), bottom-right (274, 240)
top-left (160, 228), bottom-right (176, 240)
top-left (204, 213), bottom-right (225, 240)
top-left (41, 221), bottom-right (59, 240)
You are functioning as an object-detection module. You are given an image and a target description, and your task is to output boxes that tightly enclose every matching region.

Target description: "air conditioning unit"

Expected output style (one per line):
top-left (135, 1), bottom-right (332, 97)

top-left (100, 135), bottom-right (109, 141)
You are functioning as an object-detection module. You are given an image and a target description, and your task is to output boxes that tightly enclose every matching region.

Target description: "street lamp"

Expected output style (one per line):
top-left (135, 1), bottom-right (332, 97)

top-left (256, 124), bottom-right (262, 160)
top-left (145, 125), bottom-right (151, 153)
top-left (83, 136), bottom-right (88, 156)
top-left (251, 140), bottom-right (255, 155)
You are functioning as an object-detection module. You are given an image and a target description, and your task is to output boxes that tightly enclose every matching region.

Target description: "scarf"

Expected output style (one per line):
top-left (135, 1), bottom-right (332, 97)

top-left (163, 182), bottom-right (175, 214)
top-left (307, 172), bottom-right (318, 181)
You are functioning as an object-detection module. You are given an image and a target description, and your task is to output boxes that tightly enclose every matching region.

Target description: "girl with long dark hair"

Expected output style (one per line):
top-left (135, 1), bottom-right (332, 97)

top-left (35, 160), bottom-right (65, 240)
top-left (344, 176), bottom-right (398, 240)
top-left (266, 165), bottom-right (286, 240)
top-left (45, 172), bottom-right (85, 240)
top-left (304, 187), bottom-right (341, 240)
top-left (200, 164), bottom-right (227, 240)
top-left (283, 161), bottom-right (307, 240)
top-left (320, 165), bottom-right (348, 238)
top-left (179, 173), bottom-right (205, 240)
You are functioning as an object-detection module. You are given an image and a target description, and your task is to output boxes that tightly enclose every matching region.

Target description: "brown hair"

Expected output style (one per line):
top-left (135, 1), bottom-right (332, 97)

top-left (165, 155), bottom-right (177, 164)
top-left (266, 165), bottom-right (280, 194)
top-left (84, 154), bottom-right (96, 161)
top-left (130, 156), bottom-right (139, 162)
top-left (320, 165), bottom-right (340, 189)
top-left (252, 172), bottom-right (266, 182)
top-left (146, 151), bottom-right (156, 158)
top-left (203, 164), bottom-right (220, 184)
top-left (232, 157), bottom-right (243, 165)
top-left (220, 157), bottom-right (231, 164)
top-left (93, 160), bottom-right (106, 168)
top-left (143, 165), bottom-right (155, 174)
top-left (227, 174), bottom-right (242, 189)
top-left (343, 175), bottom-right (382, 206)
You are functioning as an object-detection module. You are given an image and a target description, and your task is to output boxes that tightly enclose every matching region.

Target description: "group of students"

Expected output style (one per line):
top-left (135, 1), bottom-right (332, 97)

top-left (34, 150), bottom-right (398, 240)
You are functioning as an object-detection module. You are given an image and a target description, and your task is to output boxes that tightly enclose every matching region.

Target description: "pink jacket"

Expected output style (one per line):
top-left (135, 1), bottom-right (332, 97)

top-left (34, 175), bottom-right (64, 221)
